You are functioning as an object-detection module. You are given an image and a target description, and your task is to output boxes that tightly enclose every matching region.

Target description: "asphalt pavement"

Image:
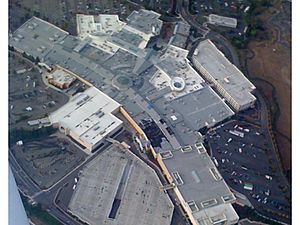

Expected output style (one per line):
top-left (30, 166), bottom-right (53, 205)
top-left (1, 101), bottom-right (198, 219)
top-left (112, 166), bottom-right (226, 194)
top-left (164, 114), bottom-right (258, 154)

top-left (207, 120), bottom-right (291, 224)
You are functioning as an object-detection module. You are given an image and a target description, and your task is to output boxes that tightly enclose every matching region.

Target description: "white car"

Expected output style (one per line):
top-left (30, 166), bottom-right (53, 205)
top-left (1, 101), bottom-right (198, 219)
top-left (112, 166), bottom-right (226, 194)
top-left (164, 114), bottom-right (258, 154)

top-left (265, 175), bottom-right (273, 180)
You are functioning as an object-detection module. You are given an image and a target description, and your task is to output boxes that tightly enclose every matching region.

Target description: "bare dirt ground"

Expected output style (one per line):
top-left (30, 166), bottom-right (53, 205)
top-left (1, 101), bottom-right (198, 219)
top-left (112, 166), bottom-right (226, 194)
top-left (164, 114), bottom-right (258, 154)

top-left (239, 1), bottom-right (291, 174)
top-left (247, 41), bottom-right (291, 170)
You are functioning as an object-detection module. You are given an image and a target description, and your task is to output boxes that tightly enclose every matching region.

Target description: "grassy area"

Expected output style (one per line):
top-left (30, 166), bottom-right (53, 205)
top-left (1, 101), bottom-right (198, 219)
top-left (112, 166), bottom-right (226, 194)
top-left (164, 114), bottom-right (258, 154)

top-left (229, 0), bottom-right (274, 49)
top-left (21, 195), bottom-right (62, 225)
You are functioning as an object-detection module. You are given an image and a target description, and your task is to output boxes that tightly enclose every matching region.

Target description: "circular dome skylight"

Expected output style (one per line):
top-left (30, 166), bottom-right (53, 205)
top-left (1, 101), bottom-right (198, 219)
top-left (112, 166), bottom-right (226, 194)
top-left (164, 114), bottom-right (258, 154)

top-left (170, 77), bottom-right (185, 92)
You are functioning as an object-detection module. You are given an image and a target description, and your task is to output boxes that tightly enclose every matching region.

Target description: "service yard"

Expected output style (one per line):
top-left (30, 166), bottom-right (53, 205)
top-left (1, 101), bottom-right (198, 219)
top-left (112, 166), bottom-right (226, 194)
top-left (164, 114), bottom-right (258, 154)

top-left (207, 120), bottom-right (291, 224)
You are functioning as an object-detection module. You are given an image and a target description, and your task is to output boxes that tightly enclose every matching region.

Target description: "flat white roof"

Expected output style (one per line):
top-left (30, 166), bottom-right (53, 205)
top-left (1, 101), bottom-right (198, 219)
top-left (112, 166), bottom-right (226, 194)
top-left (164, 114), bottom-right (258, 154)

top-left (76, 10), bottom-right (162, 55)
top-left (150, 45), bottom-right (205, 100)
top-left (193, 39), bottom-right (256, 106)
top-left (50, 87), bottom-right (122, 146)
top-left (208, 14), bottom-right (237, 28)
top-left (76, 14), bottom-right (125, 38)
top-left (76, 14), bottom-right (96, 37)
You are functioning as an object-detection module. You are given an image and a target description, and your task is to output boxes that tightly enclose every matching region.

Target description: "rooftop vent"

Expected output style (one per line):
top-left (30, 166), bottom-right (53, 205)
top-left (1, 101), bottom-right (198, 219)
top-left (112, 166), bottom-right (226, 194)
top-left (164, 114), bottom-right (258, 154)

top-left (99, 130), bottom-right (106, 135)
top-left (93, 126), bottom-right (100, 131)
top-left (209, 168), bottom-right (222, 181)
top-left (224, 77), bottom-right (230, 83)
top-left (172, 171), bottom-right (184, 185)
top-left (221, 194), bottom-right (235, 203)
top-left (181, 145), bottom-right (193, 153)
top-left (160, 151), bottom-right (173, 160)
top-left (210, 214), bottom-right (227, 225)
top-left (201, 198), bottom-right (217, 208)
top-left (17, 34), bottom-right (24, 39)
top-left (187, 200), bottom-right (199, 212)
top-left (195, 142), bottom-right (206, 154)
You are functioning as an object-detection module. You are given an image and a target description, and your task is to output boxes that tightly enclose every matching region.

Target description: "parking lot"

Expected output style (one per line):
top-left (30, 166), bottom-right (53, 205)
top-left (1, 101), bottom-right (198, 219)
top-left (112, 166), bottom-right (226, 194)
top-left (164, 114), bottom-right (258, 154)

top-left (207, 120), bottom-right (291, 223)
top-left (9, 52), bottom-right (89, 189)
top-left (190, 0), bottom-right (251, 18)
top-left (190, 0), bottom-right (251, 38)
top-left (9, 52), bottom-right (69, 131)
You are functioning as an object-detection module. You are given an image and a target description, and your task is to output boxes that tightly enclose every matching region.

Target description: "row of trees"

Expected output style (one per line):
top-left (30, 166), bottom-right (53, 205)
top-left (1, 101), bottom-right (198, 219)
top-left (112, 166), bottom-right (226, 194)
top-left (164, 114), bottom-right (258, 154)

top-left (231, 0), bottom-right (273, 49)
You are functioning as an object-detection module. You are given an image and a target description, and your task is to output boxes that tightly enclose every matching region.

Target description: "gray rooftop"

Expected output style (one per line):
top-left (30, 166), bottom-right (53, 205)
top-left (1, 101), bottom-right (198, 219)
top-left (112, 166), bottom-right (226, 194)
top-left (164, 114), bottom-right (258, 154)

top-left (108, 35), bottom-right (147, 58)
top-left (80, 44), bottom-right (112, 64)
top-left (208, 14), bottom-right (237, 28)
top-left (169, 21), bottom-right (190, 48)
top-left (9, 17), bottom-right (68, 59)
top-left (160, 145), bottom-right (239, 224)
top-left (149, 86), bottom-right (234, 145)
top-left (174, 21), bottom-right (190, 36)
top-left (112, 28), bottom-right (144, 47)
top-left (103, 49), bottom-right (138, 75)
top-left (193, 39), bottom-right (256, 107)
top-left (68, 145), bottom-right (174, 225)
top-left (169, 34), bottom-right (188, 48)
top-left (135, 65), bottom-right (233, 145)
top-left (43, 43), bottom-right (112, 84)
top-left (163, 86), bottom-right (234, 130)
top-left (126, 9), bottom-right (163, 35)
top-left (162, 146), bottom-right (232, 205)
